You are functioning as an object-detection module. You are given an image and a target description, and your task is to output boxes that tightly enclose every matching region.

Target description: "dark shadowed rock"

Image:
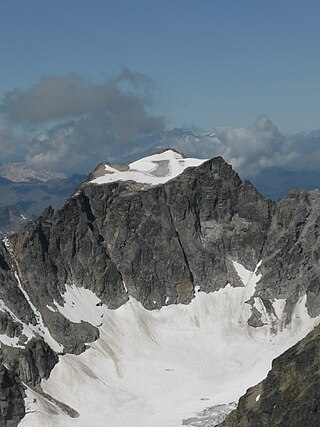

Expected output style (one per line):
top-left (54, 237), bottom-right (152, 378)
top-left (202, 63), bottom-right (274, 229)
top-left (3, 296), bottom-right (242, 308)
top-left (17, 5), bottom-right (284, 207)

top-left (4, 338), bottom-right (58, 387)
top-left (220, 323), bottom-right (320, 427)
top-left (9, 157), bottom-right (273, 314)
top-left (0, 364), bottom-right (25, 426)
top-left (257, 189), bottom-right (320, 321)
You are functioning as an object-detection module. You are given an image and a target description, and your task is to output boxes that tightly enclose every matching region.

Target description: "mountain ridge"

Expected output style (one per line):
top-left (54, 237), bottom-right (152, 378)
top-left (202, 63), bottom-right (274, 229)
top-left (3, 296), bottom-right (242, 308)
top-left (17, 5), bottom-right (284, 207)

top-left (0, 151), bottom-right (319, 426)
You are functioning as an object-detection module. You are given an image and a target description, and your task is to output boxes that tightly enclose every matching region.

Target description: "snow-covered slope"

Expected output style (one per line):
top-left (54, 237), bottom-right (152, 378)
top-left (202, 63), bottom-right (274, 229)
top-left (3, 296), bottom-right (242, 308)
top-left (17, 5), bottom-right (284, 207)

top-left (91, 149), bottom-right (207, 186)
top-left (18, 262), bottom-right (319, 427)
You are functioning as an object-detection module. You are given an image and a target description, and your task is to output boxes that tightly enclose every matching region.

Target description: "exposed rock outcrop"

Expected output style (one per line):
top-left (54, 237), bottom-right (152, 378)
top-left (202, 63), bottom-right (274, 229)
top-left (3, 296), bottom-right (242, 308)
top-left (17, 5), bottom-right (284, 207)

top-left (0, 152), bottom-right (320, 425)
top-left (9, 157), bottom-right (272, 315)
top-left (220, 323), bottom-right (320, 427)
top-left (0, 364), bottom-right (25, 427)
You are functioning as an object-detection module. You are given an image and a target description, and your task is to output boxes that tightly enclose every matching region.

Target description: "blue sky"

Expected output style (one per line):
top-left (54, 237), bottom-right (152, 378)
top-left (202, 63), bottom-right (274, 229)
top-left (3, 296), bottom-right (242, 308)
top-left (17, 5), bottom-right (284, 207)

top-left (0, 1), bottom-right (319, 174)
top-left (1, 0), bottom-right (319, 132)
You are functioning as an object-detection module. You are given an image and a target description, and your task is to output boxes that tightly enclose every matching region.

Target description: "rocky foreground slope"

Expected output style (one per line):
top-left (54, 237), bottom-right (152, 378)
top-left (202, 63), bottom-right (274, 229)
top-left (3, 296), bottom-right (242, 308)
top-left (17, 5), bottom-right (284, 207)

top-left (0, 150), bottom-right (319, 426)
top-left (220, 322), bottom-right (320, 427)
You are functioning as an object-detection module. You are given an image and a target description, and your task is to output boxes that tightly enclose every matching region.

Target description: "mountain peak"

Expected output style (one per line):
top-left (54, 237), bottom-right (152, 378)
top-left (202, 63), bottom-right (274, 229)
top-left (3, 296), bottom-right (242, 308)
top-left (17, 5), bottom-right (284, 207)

top-left (154, 147), bottom-right (186, 157)
top-left (90, 149), bottom-right (208, 186)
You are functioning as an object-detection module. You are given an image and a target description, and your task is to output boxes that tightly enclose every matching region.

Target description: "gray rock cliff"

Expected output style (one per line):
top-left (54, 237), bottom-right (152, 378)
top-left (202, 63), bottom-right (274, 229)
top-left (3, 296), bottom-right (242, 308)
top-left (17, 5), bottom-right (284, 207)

top-left (0, 152), bottom-right (320, 425)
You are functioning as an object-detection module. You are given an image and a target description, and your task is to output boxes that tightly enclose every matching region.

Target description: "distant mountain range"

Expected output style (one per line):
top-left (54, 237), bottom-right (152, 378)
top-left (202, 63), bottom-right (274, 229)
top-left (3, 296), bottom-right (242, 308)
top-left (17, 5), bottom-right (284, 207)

top-left (2, 136), bottom-right (320, 236)
top-left (0, 163), bottom-right (66, 183)
top-left (0, 163), bottom-right (85, 235)
top-left (249, 167), bottom-right (320, 199)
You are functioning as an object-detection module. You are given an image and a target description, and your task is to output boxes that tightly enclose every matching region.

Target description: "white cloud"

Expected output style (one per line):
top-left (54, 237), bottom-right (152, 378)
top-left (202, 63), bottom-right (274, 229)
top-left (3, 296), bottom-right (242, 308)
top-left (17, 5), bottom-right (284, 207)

top-left (0, 70), bottom-right (319, 177)
top-left (0, 123), bottom-right (26, 163)
top-left (0, 70), bottom-right (164, 172)
top-left (165, 115), bottom-right (317, 176)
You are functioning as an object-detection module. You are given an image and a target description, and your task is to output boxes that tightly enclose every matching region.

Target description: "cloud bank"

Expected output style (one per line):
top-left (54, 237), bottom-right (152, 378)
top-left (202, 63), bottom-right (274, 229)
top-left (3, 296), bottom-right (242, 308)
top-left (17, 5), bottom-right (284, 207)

top-left (0, 70), bottom-right (319, 177)
top-left (156, 115), bottom-right (320, 177)
top-left (0, 69), bottom-right (164, 172)
top-left (0, 123), bottom-right (26, 161)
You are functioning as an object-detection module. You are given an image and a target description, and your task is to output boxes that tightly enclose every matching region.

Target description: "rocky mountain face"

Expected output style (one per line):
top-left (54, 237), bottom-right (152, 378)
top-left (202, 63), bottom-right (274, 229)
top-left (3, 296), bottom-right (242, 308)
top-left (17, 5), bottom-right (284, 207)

top-left (0, 150), bottom-right (319, 426)
top-left (220, 322), bottom-right (320, 427)
top-left (6, 156), bottom-right (273, 324)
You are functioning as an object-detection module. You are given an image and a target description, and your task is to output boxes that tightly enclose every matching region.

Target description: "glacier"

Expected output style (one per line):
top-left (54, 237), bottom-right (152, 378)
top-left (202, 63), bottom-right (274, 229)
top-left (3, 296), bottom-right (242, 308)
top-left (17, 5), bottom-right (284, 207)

top-left (18, 261), bottom-right (320, 426)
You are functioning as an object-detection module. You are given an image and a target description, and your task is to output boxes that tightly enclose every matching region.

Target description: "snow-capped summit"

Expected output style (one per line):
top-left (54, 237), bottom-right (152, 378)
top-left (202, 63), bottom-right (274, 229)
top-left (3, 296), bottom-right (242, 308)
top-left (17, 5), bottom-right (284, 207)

top-left (90, 149), bottom-right (208, 186)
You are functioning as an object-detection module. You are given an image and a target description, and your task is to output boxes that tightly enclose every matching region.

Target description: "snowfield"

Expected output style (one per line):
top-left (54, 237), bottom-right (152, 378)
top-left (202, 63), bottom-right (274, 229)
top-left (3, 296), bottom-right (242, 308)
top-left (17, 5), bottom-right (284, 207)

top-left (18, 261), bottom-right (320, 427)
top-left (91, 150), bottom-right (207, 186)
